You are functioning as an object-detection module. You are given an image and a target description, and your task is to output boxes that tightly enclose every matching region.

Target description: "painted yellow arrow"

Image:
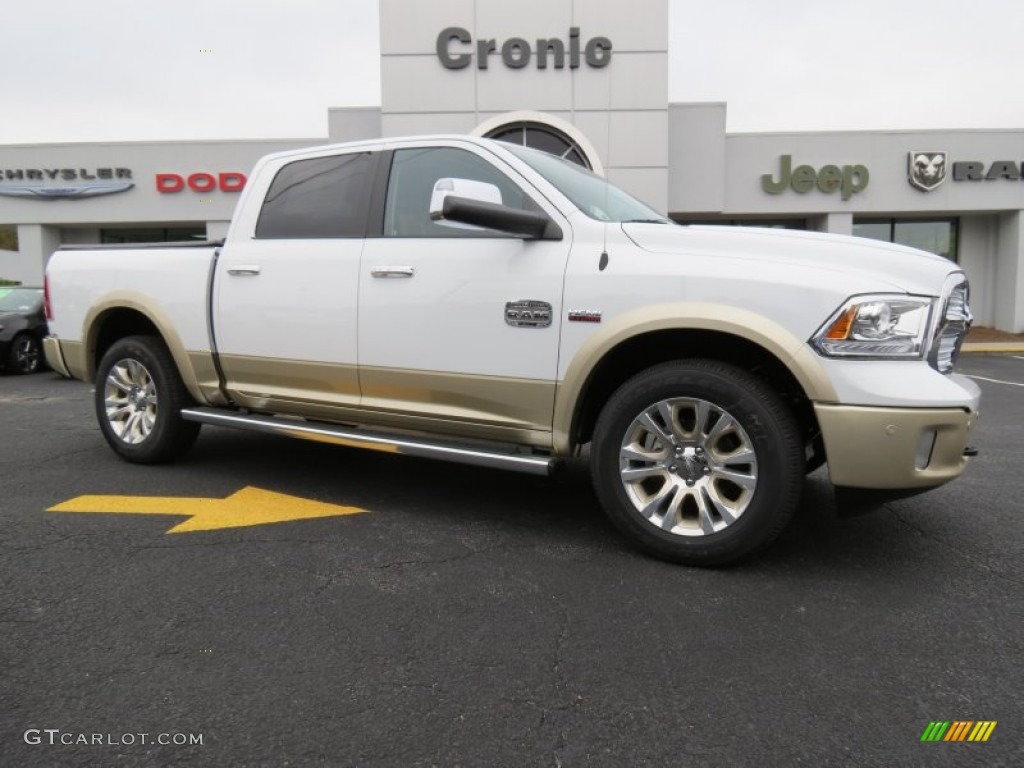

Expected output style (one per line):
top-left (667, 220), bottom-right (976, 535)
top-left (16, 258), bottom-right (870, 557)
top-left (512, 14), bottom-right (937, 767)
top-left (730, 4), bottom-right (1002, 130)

top-left (48, 486), bottom-right (366, 534)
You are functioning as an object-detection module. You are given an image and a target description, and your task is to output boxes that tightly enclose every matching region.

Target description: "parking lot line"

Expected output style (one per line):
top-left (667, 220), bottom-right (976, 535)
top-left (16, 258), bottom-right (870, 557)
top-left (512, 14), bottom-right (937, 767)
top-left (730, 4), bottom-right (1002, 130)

top-left (966, 374), bottom-right (1024, 388)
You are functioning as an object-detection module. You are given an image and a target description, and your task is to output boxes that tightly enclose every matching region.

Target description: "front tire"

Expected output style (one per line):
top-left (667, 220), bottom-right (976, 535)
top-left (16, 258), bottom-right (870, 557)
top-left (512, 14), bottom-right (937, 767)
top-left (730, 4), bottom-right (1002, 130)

top-left (591, 360), bottom-right (804, 566)
top-left (94, 335), bottom-right (200, 463)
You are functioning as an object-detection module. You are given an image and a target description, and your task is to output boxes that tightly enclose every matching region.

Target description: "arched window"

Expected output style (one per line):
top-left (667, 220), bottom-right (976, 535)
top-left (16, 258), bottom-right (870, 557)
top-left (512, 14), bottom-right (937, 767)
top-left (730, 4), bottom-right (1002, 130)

top-left (484, 121), bottom-right (592, 169)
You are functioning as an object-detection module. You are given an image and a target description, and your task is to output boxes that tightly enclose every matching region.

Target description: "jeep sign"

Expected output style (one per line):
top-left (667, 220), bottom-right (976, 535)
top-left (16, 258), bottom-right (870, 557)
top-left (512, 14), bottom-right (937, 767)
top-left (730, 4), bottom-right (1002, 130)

top-left (761, 155), bottom-right (869, 201)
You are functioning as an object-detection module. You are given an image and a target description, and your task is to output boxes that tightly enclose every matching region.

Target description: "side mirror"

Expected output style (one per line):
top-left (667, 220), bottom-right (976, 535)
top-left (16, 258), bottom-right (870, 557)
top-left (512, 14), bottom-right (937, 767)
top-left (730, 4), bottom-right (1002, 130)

top-left (429, 177), bottom-right (503, 213)
top-left (429, 177), bottom-right (561, 240)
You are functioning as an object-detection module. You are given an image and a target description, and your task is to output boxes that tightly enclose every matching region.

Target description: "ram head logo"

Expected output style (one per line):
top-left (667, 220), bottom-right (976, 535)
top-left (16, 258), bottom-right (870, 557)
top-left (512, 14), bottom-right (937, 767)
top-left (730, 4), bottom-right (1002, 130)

top-left (908, 151), bottom-right (947, 192)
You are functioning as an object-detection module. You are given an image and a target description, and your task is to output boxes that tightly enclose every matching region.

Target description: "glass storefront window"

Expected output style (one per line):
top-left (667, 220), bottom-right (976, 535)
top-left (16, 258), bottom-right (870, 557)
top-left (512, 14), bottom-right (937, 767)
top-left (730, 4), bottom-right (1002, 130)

top-left (0, 225), bottom-right (17, 251)
top-left (100, 227), bottom-right (206, 244)
top-left (850, 221), bottom-right (890, 242)
top-left (853, 218), bottom-right (958, 261)
top-left (674, 217), bottom-right (807, 230)
top-left (894, 220), bottom-right (957, 260)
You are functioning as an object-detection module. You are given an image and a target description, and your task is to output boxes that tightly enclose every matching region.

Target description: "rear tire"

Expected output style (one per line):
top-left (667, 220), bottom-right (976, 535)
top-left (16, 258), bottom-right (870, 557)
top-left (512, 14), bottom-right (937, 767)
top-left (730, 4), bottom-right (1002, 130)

top-left (591, 360), bottom-right (804, 566)
top-left (94, 335), bottom-right (200, 463)
top-left (8, 333), bottom-right (42, 374)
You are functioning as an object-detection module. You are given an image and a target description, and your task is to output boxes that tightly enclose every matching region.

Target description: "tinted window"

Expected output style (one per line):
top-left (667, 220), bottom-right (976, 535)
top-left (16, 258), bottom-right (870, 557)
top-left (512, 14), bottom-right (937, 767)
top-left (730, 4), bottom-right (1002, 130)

top-left (256, 152), bottom-right (374, 239)
top-left (383, 147), bottom-right (531, 238)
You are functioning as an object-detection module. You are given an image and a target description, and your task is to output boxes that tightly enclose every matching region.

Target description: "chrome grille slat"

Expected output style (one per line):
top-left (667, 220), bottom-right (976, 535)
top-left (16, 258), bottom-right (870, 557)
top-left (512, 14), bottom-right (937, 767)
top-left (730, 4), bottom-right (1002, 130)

top-left (929, 279), bottom-right (971, 374)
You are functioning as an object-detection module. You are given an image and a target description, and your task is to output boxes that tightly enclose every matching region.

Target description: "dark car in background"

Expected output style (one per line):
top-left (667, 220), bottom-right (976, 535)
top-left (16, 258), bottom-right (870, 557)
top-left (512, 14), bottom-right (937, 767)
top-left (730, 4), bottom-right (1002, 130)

top-left (0, 287), bottom-right (47, 374)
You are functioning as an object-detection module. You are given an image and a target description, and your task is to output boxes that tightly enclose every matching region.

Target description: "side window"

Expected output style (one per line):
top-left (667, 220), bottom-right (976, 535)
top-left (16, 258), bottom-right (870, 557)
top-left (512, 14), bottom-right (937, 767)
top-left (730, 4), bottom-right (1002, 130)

top-left (384, 147), bottom-right (533, 238)
top-left (255, 152), bottom-right (374, 239)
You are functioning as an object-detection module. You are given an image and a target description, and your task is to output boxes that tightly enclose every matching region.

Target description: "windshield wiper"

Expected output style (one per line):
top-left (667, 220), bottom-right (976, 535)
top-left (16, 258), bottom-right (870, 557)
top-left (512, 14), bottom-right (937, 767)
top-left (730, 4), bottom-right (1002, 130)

top-left (622, 218), bottom-right (673, 225)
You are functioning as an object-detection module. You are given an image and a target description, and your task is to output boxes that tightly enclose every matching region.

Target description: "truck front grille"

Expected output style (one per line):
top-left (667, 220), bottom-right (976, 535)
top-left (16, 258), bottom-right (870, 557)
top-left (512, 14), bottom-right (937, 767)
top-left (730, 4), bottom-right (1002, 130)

top-left (929, 280), bottom-right (972, 374)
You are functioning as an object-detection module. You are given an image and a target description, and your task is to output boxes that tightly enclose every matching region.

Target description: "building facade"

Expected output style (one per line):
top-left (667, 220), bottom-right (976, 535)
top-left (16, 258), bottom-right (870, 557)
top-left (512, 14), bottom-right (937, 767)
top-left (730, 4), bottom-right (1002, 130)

top-left (2, 0), bottom-right (1021, 330)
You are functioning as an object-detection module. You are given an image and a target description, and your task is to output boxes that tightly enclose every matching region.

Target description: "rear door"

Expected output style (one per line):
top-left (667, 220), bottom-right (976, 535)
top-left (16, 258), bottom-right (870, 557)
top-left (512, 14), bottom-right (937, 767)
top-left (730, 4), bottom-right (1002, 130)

top-left (357, 142), bottom-right (572, 443)
top-left (214, 148), bottom-right (379, 416)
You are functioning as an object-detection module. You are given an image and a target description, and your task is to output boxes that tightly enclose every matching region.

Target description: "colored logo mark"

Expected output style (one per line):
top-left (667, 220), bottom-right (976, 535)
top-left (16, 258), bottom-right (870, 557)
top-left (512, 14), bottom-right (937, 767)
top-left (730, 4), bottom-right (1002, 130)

top-left (921, 721), bottom-right (997, 742)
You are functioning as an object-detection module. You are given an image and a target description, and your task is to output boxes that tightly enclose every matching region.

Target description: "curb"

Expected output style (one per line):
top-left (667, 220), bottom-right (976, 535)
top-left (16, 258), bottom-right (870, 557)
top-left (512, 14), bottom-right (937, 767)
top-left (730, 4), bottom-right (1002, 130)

top-left (961, 342), bottom-right (1024, 354)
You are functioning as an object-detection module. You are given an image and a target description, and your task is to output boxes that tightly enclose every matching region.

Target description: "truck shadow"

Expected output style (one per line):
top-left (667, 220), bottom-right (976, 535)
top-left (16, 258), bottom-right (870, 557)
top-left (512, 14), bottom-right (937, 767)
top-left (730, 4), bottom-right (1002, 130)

top-left (174, 426), bottom-right (936, 575)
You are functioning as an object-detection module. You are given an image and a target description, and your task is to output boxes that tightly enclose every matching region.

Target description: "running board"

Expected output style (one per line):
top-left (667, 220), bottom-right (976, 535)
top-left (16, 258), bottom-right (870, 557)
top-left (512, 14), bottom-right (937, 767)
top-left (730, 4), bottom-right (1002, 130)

top-left (180, 407), bottom-right (559, 477)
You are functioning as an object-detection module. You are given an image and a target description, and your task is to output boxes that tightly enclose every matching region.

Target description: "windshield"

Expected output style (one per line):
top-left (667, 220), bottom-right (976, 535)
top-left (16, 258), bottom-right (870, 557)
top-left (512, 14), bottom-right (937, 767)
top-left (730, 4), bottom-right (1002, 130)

top-left (501, 143), bottom-right (672, 224)
top-left (0, 287), bottom-right (42, 312)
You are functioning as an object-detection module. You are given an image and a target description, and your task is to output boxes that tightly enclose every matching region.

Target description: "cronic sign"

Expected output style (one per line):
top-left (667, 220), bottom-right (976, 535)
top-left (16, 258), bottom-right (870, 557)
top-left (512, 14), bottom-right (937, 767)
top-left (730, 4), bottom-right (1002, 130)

top-left (437, 27), bottom-right (612, 70)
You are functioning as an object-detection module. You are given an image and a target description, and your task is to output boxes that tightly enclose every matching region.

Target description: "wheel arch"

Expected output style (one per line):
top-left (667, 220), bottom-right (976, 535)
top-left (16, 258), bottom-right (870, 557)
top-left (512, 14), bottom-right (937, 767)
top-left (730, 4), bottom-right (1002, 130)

top-left (82, 295), bottom-right (205, 403)
top-left (553, 303), bottom-right (837, 455)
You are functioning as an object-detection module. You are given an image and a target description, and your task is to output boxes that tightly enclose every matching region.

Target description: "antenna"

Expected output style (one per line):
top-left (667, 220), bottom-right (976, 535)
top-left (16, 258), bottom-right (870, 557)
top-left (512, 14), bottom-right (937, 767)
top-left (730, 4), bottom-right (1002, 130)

top-left (601, 40), bottom-right (613, 259)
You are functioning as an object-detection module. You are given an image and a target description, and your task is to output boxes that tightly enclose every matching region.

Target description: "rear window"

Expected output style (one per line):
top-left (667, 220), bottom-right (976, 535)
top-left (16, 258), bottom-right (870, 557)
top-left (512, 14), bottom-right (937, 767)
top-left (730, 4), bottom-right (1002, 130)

top-left (255, 152), bottom-right (375, 239)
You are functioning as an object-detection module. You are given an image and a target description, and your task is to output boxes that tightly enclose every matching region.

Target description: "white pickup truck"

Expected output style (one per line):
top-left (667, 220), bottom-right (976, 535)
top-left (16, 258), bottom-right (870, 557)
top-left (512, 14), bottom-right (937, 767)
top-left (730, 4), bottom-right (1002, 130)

top-left (43, 135), bottom-right (979, 565)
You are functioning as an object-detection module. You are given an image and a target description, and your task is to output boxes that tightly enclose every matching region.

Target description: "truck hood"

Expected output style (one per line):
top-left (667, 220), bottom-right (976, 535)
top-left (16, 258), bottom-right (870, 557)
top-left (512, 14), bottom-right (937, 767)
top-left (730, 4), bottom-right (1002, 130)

top-left (622, 223), bottom-right (960, 296)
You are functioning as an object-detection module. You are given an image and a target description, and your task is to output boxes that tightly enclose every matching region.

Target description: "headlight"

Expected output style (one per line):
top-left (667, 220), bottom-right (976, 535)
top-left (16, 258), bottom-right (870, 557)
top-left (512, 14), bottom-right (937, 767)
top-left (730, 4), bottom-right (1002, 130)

top-left (811, 295), bottom-right (934, 359)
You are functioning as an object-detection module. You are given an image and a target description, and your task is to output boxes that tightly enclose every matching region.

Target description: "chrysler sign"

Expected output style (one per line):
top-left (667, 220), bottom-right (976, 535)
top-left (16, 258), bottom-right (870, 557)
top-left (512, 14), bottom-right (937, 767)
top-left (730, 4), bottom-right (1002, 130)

top-left (0, 167), bottom-right (134, 200)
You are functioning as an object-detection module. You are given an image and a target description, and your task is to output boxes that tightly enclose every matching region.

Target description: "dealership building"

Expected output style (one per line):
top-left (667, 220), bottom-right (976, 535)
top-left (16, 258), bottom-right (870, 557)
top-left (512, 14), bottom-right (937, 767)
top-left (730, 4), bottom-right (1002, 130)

top-left (2, 0), bottom-right (1022, 331)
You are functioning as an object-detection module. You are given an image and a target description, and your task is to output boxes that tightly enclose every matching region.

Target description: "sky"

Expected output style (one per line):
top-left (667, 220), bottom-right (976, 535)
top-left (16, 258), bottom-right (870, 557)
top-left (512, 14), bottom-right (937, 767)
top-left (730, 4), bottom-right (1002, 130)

top-left (3, 0), bottom-right (1024, 145)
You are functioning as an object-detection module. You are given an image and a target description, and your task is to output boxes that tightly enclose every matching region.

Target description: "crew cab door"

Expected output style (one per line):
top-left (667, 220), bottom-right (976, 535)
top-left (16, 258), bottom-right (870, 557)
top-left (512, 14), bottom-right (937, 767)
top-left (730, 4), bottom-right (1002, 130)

top-left (214, 148), bottom-right (379, 416)
top-left (358, 143), bottom-right (572, 443)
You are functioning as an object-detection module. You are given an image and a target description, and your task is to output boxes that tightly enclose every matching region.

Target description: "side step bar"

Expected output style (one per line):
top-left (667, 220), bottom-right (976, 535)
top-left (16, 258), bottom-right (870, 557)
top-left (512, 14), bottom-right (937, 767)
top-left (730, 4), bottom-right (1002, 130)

top-left (180, 407), bottom-right (559, 477)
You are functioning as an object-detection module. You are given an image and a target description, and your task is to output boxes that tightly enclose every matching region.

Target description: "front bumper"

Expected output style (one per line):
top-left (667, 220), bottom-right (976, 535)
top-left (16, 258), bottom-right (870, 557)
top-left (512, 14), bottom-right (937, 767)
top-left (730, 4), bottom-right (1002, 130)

top-left (815, 403), bottom-right (976, 490)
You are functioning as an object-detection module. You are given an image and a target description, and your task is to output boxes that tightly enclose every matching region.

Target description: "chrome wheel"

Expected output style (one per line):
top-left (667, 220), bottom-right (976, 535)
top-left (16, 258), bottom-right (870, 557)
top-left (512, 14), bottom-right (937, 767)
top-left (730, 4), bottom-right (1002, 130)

top-left (11, 335), bottom-right (41, 373)
top-left (103, 358), bottom-right (158, 444)
top-left (618, 397), bottom-right (759, 537)
top-left (95, 336), bottom-right (200, 463)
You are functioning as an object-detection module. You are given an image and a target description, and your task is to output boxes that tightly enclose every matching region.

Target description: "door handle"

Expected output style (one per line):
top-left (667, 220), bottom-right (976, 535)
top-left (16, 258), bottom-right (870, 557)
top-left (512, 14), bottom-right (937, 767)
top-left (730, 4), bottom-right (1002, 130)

top-left (227, 266), bottom-right (261, 276)
top-left (370, 266), bottom-right (415, 278)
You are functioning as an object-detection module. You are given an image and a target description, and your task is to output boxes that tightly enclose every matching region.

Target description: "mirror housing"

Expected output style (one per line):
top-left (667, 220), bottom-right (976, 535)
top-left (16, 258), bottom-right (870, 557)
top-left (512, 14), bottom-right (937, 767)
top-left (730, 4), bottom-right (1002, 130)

top-left (429, 177), bottom-right (561, 240)
top-left (430, 177), bottom-right (502, 211)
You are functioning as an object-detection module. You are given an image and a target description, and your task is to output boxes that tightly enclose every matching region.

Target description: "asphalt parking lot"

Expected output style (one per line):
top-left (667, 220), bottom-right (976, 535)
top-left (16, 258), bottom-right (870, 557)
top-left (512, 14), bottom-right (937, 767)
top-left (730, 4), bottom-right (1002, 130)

top-left (1, 355), bottom-right (1022, 767)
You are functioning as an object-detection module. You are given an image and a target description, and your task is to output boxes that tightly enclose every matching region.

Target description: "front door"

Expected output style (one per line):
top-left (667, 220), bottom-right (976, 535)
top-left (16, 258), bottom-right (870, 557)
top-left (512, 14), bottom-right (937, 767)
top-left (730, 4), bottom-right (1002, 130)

top-left (357, 143), bottom-right (571, 443)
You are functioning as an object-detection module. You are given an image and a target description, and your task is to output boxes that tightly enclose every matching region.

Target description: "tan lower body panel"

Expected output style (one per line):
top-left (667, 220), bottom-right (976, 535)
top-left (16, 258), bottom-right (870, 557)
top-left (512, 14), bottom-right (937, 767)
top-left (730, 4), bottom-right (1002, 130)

top-left (219, 356), bottom-right (555, 449)
top-left (52, 339), bottom-right (87, 381)
top-left (815, 403), bottom-right (975, 489)
top-left (42, 337), bottom-right (72, 378)
top-left (186, 351), bottom-right (228, 405)
top-left (358, 366), bottom-right (554, 432)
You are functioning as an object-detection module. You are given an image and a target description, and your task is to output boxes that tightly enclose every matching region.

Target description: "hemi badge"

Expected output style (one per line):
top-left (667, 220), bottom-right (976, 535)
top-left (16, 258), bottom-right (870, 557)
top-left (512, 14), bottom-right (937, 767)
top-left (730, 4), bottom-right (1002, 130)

top-left (568, 310), bottom-right (602, 323)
